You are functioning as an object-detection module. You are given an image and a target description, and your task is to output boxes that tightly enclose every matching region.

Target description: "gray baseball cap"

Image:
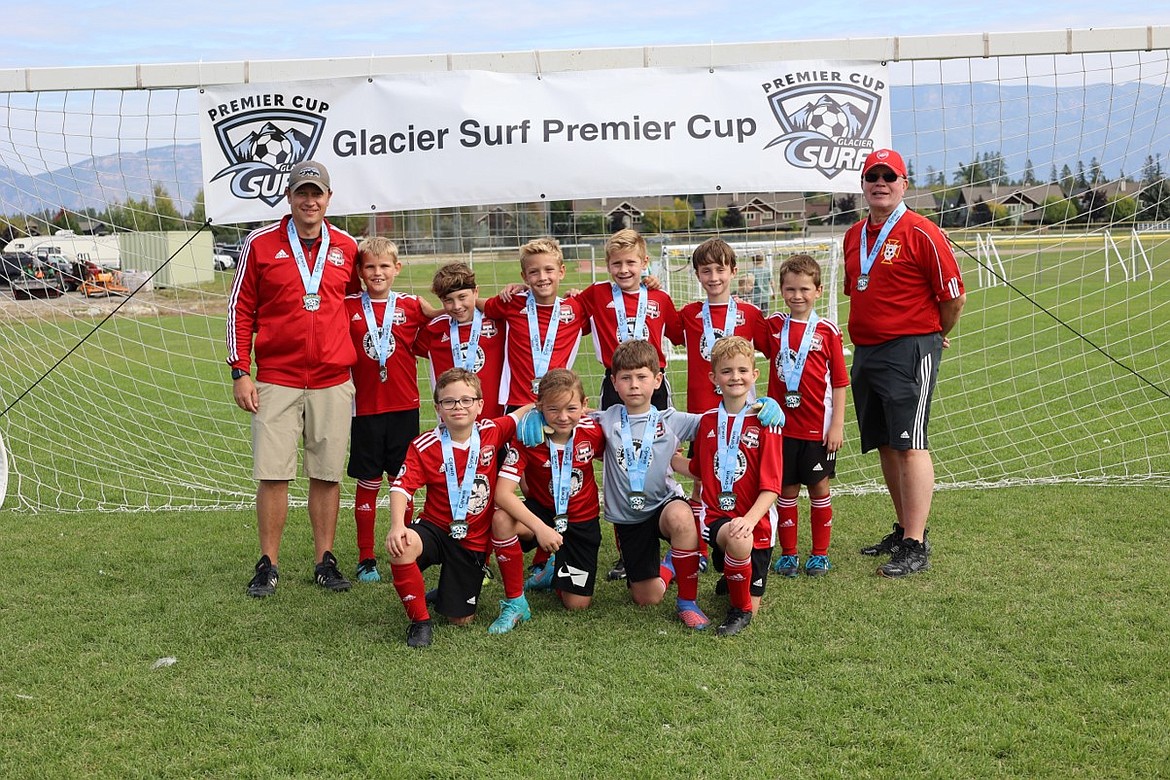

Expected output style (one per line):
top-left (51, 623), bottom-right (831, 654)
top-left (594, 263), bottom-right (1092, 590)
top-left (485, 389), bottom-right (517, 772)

top-left (287, 160), bottom-right (331, 193)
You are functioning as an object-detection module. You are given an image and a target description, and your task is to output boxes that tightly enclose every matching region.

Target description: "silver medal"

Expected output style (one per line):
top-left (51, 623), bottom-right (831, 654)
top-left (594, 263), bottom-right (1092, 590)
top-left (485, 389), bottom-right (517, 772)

top-left (303, 293), bottom-right (321, 311)
top-left (718, 491), bottom-right (737, 512)
top-left (553, 515), bottom-right (569, 533)
top-left (855, 274), bottom-right (869, 292)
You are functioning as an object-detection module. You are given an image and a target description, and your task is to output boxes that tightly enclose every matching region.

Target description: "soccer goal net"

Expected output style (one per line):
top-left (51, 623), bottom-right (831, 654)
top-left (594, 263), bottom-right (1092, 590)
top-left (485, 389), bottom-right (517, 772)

top-left (1, 28), bottom-right (1169, 511)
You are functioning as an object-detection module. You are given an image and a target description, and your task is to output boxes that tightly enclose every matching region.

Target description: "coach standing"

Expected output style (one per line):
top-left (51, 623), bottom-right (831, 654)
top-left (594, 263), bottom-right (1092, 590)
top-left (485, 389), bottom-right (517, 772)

top-left (228, 160), bottom-right (359, 597)
top-left (843, 149), bottom-right (965, 577)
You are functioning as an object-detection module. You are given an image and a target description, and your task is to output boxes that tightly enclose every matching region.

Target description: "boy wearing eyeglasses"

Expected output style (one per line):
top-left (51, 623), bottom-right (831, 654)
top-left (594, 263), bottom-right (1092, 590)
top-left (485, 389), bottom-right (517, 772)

top-left (385, 368), bottom-right (533, 648)
top-left (843, 148), bottom-right (965, 578)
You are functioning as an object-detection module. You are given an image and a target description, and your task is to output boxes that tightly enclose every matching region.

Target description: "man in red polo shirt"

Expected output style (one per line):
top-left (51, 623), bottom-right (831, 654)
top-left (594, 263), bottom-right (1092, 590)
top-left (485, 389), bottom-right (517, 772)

top-left (843, 149), bottom-right (966, 577)
top-left (227, 160), bottom-right (360, 598)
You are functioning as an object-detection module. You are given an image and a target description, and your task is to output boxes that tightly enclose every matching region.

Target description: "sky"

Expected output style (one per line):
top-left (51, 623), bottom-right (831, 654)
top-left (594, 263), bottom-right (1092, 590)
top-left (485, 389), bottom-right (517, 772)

top-left (4, 1), bottom-right (1170, 69)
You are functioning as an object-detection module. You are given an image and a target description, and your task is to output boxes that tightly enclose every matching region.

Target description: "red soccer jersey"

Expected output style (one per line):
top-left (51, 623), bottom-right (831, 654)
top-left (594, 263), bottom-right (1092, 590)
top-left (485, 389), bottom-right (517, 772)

top-left (842, 208), bottom-right (965, 346)
top-left (762, 313), bottom-right (849, 442)
top-left (575, 282), bottom-right (680, 369)
top-left (345, 292), bottom-right (427, 415)
top-left (483, 291), bottom-right (589, 407)
top-left (670, 298), bottom-right (769, 413)
top-left (689, 406), bottom-right (783, 550)
top-left (414, 314), bottom-right (507, 418)
top-left (390, 415), bottom-right (518, 552)
top-left (498, 416), bottom-right (605, 521)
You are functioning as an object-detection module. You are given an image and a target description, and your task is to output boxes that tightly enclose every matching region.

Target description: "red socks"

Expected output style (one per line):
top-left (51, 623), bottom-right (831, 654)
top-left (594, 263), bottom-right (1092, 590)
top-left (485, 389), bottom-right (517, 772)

top-left (723, 554), bottom-right (753, 612)
top-left (670, 547), bottom-right (701, 601)
top-left (492, 536), bottom-right (525, 599)
top-left (354, 478), bottom-right (382, 561)
top-left (389, 561), bottom-right (429, 622)
top-left (777, 496), bottom-right (799, 556)
top-left (810, 493), bottom-right (833, 556)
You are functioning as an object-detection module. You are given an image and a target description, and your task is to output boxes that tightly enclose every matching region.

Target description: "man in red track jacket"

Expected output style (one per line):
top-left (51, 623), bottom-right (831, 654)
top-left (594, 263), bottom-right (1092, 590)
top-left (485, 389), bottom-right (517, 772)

top-left (227, 160), bottom-right (361, 598)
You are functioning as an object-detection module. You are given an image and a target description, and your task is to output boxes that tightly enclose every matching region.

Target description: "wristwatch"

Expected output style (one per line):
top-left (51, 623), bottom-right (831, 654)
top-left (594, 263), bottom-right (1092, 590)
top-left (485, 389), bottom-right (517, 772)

top-left (231, 367), bottom-right (249, 381)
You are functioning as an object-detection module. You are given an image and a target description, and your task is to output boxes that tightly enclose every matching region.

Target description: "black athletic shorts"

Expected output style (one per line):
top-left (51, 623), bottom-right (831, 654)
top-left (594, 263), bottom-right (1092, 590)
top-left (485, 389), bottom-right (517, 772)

top-left (612, 496), bottom-right (690, 583)
top-left (705, 516), bottom-right (773, 597)
top-left (782, 437), bottom-right (837, 487)
top-left (850, 333), bottom-right (942, 453)
top-left (518, 498), bottom-right (601, 597)
top-left (347, 408), bottom-right (420, 479)
top-left (413, 519), bottom-right (488, 620)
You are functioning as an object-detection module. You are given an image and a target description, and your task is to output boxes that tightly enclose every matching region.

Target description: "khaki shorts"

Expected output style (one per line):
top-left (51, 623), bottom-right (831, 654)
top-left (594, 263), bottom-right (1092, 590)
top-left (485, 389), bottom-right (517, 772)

top-left (252, 380), bottom-right (355, 481)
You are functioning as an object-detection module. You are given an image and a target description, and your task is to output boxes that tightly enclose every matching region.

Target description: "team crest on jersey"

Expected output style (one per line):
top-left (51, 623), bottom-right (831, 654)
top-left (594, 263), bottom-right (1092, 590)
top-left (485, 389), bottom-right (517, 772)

top-left (363, 331), bottom-right (396, 359)
top-left (480, 320), bottom-right (500, 338)
top-left (395, 464), bottom-right (407, 479)
top-left (479, 446), bottom-right (496, 467)
top-left (741, 427), bottom-right (761, 449)
top-left (882, 239), bottom-right (901, 262)
top-left (503, 445), bottom-right (520, 467)
top-left (468, 474), bottom-right (492, 516)
top-left (574, 441), bottom-right (595, 462)
top-left (810, 333), bottom-right (823, 351)
top-left (713, 449), bottom-right (748, 483)
top-left (207, 95), bottom-right (329, 207)
top-left (762, 71), bottom-right (884, 179)
top-left (557, 307), bottom-right (576, 324)
top-left (698, 330), bottom-right (726, 360)
top-left (327, 247), bottom-right (346, 266)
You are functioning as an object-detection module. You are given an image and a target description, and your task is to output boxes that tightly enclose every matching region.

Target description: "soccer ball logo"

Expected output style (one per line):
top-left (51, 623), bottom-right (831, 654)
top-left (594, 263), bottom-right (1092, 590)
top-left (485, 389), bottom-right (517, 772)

top-left (252, 126), bottom-right (294, 168)
top-left (803, 98), bottom-right (860, 140)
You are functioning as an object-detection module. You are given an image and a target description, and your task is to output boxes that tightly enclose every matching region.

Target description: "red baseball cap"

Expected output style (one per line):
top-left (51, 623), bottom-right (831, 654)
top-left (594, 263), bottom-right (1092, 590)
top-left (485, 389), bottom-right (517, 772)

top-left (862, 148), bottom-right (907, 178)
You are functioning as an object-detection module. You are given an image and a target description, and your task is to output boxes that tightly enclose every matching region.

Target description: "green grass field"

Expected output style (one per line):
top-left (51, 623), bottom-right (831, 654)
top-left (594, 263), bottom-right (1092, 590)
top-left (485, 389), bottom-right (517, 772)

top-left (1, 235), bottom-right (1170, 776)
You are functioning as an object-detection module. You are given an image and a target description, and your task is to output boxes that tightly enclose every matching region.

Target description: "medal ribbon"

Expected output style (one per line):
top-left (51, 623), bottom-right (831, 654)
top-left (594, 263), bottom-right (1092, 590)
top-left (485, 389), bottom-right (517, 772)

top-left (439, 425), bottom-right (481, 524)
top-left (286, 219), bottom-right (330, 298)
top-left (548, 435), bottom-right (575, 517)
top-left (700, 298), bottom-right (738, 356)
top-left (780, 311), bottom-right (820, 393)
top-left (361, 292), bottom-right (397, 371)
top-left (449, 309), bottom-right (483, 371)
top-left (858, 200), bottom-right (907, 279)
top-left (716, 402), bottom-right (748, 494)
top-left (619, 406), bottom-right (660, 494)
top-left (526, 294), bottom-right (561, 381)
top-left (611, 283), bottom-right (648, 343)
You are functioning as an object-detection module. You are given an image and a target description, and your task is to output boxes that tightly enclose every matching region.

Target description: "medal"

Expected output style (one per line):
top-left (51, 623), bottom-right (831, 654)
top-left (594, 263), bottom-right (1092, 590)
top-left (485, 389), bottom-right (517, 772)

top-left (628, 492), bottom-right (646, 511)
top-left (785, 391), bottom-right (802, 408)
top-left (855, 274), bottom-right (869, 292)
top-left (449, 309), bottom-right (483, 371)
top-left (449, 522), bottom-right (469, 540)
top-left (611, 283), bottom-right (648, 343)
top-left (532, 379), bottom-right (542, 395)
top-left (700, 298), bottom-right (738, 358)
top-left (527, 293), bottom-right (561, 395)
top-left (361, 292), bottom-right (398, 386)
top-left (780, 311), bottom-right (818, 413)
top-left (553, 515), bottom-right (569, 533)
top-left (380, 367), bottom-right (388, 383)
top-left (439, 424), bottom-right (481, 541)
top-left (857, 201), bottom-right (906, 293)
top-left (287, 219), bottom-right (330, 313)
top-left (718, 491), bottom-right (737, 512)
top-left (716, 401), bottom-right (747, 512)
top-left (619, 406), bottom-right (660, 512)
top-left (302, 293), bottom-right (320, 311)
top-left (548, 435), bottom-right (575, 532)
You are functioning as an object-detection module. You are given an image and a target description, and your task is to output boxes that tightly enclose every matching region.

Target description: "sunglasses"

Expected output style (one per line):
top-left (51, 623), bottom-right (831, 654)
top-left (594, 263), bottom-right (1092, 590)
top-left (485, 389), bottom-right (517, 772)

top-left (864, 171), bottom-right (901, 183)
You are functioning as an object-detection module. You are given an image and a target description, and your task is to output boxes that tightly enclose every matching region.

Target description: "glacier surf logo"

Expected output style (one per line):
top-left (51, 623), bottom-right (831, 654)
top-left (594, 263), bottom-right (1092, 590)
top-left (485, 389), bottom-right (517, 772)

top-left (761, 72), bottom-right (883, 179)
top-left (208, 96), bottom-right (329, 207)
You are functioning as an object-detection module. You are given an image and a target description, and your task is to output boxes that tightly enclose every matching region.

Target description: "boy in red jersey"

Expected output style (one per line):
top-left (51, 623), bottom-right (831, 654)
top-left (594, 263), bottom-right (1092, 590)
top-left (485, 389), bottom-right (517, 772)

top-left (483, 238), bottom-right (589, 412)
top-left (490, 369), bottom-right (606, 631)
top-left (386, 369), bottom-right (531, 648)
top-left (415, 262), bottom-right (506, 418)
top-left (575, 228), bottom-right (681, 411)
top-left (762, 254), bottom-right (848, 577)
top-left (344, 237), bottom-right (436, 584)
top-left (689, 337), bottom-right (783, 637)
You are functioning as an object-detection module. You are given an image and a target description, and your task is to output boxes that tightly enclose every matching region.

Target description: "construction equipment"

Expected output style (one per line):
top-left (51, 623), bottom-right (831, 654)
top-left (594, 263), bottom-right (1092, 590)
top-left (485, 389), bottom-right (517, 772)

top-left (81, 268), bottom-right (130, 298)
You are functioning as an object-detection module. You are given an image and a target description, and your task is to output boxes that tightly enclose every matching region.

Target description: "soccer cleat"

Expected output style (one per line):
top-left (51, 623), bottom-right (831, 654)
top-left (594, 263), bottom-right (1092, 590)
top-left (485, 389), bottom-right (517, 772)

top-left (860, 523), bottom-right (904, 556)
top-left (698, 554), bottom-right (709, 574)
top-left (314, 551), bottom-right (352, 592)
top-left (714, 575), bottom-right (728, 596)
top-left (715, 608), bottom-right (753, 637)
top-left (355, 558), bottom-right (381, 583)
top-left (773, 554), bottom-right (800, 578)
top-left (488, 595), bottom-right (532, 634)
top-left (524, 556), bottom-right (556, 592)
top-left (877, 538), bottom-right (930, 578)
top-left (406, 619), bottom-right (434, 648)
top-left (246, 555), bottom-right (279, 598)
top-left (482, 564), bottom-right (495, 586)
top-left (676, 599), bottom-right (710, 631)
top-left (606, 556), bottom-right (627, 581)
top-left (805, 555), bottom-right (831, 576)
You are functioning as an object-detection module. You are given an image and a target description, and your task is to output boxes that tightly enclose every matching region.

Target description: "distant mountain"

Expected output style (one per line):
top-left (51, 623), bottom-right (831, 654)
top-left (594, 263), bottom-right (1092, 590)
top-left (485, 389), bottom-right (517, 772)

top-left (0, 81), bottom-right (1165, 220)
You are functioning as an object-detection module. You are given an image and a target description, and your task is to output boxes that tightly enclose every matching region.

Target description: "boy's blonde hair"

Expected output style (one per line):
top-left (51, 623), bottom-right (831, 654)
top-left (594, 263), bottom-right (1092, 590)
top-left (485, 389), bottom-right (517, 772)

top-left (605, 228), bottom-right (647, 261)
top-left (357, 236), bottom-right (400, 264)
top-left (537, 368), bottom-right (586, 404)
top-left (691, 238), bottom-right (737, 271)
top-left (611, 339), bottom-right (660, 375)
top-left (432, 262), bottom-right (477, 299)
top-left (520, 237), bottom-right (564, 269)
top-left (778, 253), bottom-right (823, 288)
top-left (434, 367), bottom-right (482, 402)
top-left (709, 335), bottom-right (756, 370)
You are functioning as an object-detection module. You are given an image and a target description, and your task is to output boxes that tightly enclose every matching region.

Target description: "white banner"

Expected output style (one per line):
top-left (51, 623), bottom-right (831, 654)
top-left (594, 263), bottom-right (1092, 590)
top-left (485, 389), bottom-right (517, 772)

top-left (199, 61), bottom-right (890, 224)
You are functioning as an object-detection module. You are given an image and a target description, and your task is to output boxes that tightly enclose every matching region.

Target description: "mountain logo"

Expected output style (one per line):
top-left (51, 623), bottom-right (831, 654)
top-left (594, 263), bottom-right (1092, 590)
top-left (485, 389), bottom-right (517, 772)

top-left (210, 102), bottom-right (328, 207)
top-left (763, 78), bottom-right (882, 179)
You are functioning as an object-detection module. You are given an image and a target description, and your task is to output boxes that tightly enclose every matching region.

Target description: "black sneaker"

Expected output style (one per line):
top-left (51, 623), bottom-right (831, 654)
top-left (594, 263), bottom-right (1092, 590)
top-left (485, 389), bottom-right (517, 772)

top-left (877, 538), bottom-right (930, 578)
top-left (605, 556), bottom-right (627, 581)
top-left (246, 555), bottom-right (279, 598)
top-left (406, 619), bottom-right (434, 648)
top-left (314, 551), bottom-right (352, 592)
top-left (715, 608), bottom-right (753, 637)
top-left (861, 523), bottom-right (904, 556)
